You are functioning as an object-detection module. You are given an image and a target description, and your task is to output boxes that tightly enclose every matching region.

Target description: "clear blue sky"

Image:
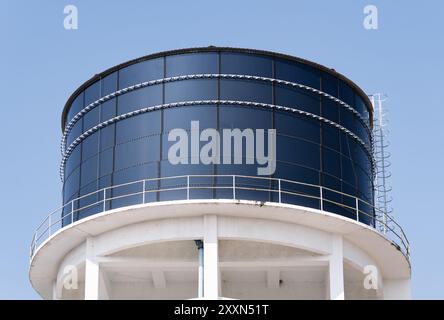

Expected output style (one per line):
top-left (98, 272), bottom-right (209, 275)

top-left (0, 0), bottom-right (442, 299)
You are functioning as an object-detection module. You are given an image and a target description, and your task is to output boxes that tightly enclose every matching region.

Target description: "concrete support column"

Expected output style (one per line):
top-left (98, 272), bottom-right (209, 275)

top-left (203, 215), bottom-right (219, 299)
top-left (327, 234), bottom-right (344, 300)
top-left (84, 237), bottom-right (110, 300)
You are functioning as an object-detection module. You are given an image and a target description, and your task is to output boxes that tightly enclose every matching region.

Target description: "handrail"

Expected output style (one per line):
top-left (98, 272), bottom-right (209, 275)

top-left (29, 175), bottom-right (410, 261)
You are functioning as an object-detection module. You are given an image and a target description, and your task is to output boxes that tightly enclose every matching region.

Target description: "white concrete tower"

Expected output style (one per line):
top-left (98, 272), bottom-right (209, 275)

top-left (30, 199), bottom-right (411, 299)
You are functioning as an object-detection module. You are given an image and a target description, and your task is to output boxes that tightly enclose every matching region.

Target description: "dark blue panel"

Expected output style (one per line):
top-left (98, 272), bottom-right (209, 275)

top-left (322, 147), bottom-right (341, 178)
top-left (340, 132), bottom-right (352, 158)
top-left (119, 58), bottom-right (164, 89)
top-left (357, 166), bottom-right (373, 202)
top-left (354, 143), bottom-right (368, 169)
top-left (322, 173), bottom-right (341, 193)
top-left (65, 144), bottom-right (81, 178)
top-left (220, 53), bottom-right (272, 77)
top-left (99, 174), bottom-right (112, 189)
top-left (355, 94), bottom-right (366, 119)
top-left (100, 124), bottom-right (115, 151)
top-left (111, 163), bottom-right (158, 208)
top-left (114, 162), bottom-right (159, 184)
top-left (160, 160), bottom-right (214, 201)
top-left (100, 98), bottom-right (116, 122)
top-left (273, 162), bottom-right (320, 208)
top-left (165, 79), bottom-right (218, 104)
top-left (358, 200), bottom-right (374, 226)
top-left (355, 94), bottom-right (371, 126)
top-left (348, 139), bottom-right (359, 164)
top-left (80, 155), bottom-right (98, 188)
top-left (216, 162), bottom-right (261, 177)
top-left (84, 81), bottom-right (100, 106)
top-left (341, 155), bottom-right (357, 187)
top-left (114, 136), bottom-right (160, 170)
top-left (339, 80), bottom-right (355, 108)
top-left (219, 105), bottom-right (272, 129)
top-left (166, 53), bottom-right (218, 77)
top-left (64, 166), bottom-right (80, 201)
top-left (78, 181), bottom-right (101, 219)
top-left (81, 132), bottom-right (99, 160)
top-left (235, 175), bottom-right (271, 202)
top-left (99, 148), bottom-right (114, 178)
top-left (355, 120), bottom-right (369, 146)
top-left (117, 85), bottom-right (162, 115)
top-left (322, 99), bottom-right (339, 123)
top-left (322, 73), bottom-right (338, 97)
top-left (116, 111), bottom-right (161, 144)
top-left (355, 143), bottom-right (372, 175)
top-left (163, 105), bottom-right (217, 132)
top-left (322, 174), bottom-right (345, 216)
top-left (220, 79), bottom-right (272, 104)
top-left (341, 182), bottom-right (358, 220)
top-left (275, 84), bottom-right (320, 115)
top-left (101, 72), bottom-right (118, 97)
top-left (218, 105), bottom-right (273, 166)
top-left (215, 165), bottom-right (270, 203)
top-left (322, 125), bottom-right (340, 150)
top-left (340, 107), bottom-right (354, 133)
top-left (83, 106), bottom-right (100, 131)
top-left (62, 193), bottom-right (78, 226)
top-left (161, 159), bottom-right (214, 177)
top-left (275, 111), bottom-right (320, 143)
top-left (275, 59), bottom-right (320, 89)
top-left (277, 135), bottom-right (320, 170)
top-left (162, 105), bottom-right (217, 160)
top-left (67, 92), bottom-right (84, 124)
top-left (67, 117), bottom-right (82, 146)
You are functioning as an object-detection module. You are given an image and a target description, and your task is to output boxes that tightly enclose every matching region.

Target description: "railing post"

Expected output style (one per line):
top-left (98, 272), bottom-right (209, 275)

top-left (48, 214), bottom-right (51, 236)
top-left (278, 179), bottom-right (281, 203)
top-left (103, 188), bottom-right (107, 212)
top-left (71, 200), bottom-right (74, 224)
top-left (187, 175), bottom-right (190, 200)
top-left (142, 180), bottom-right (146, 204)
top-left (320, 186), bottom-right (323, 211)
top-left (30, 232), bottom-right (36, 258)
top-left (232, 175), bottom-right (236, 200)
top-left (33, 232), bottom-right (37, 256)
top-left (355, 198), bottom-right (359, 222)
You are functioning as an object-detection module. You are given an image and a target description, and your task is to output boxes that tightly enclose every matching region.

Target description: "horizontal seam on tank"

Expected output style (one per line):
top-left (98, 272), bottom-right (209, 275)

top-left (61, 74), bottom-right (373, 155)
top-left (59, 100), bottom-right (375, 182)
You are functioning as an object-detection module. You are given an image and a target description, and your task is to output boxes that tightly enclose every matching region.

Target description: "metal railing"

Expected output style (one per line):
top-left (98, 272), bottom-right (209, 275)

top-left (29, 175), bottom-right (410, 261)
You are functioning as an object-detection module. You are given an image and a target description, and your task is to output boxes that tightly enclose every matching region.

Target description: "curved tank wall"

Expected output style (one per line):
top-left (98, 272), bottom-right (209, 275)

top-left (61, 47), bottom-right (374, 226)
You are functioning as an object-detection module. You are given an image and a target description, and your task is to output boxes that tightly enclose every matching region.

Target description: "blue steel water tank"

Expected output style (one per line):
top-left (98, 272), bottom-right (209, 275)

top-left (60, 47), bottom-right (374, 226)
